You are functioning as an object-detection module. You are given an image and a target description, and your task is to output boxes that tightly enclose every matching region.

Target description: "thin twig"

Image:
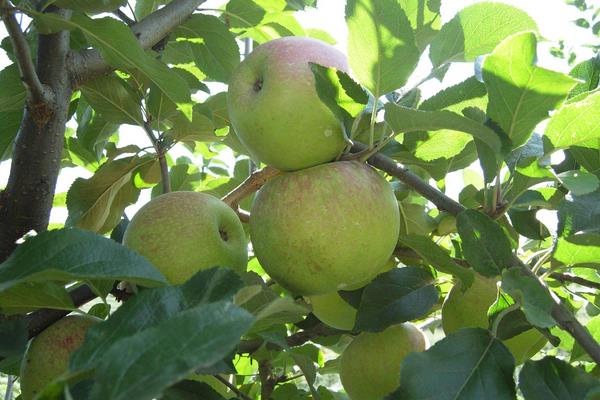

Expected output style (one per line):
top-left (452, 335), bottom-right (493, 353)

top-left (222, 166), bottom-right (280, 209)
top-left (213, 375), bottom-right (253, 400)
top-left (0, 0), bottom-right (51, 105)
top-left (549, 273), bottom-right (600, 290)
top-left (142, 120), bottom-right (170, 194)
top-left (114, 9), bottom-right (136, 26)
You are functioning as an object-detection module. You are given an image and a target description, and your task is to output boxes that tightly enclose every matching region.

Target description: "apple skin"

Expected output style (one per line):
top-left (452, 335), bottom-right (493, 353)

top-left (309, 292), bottom-right (357, 331)
top-left (123, 191), bottom-right (248, 284)
top-left (250, 161), bottom-right (400, 296)
top-left (339, 323), bottom-right (427, 400)
top-left (442, 272), bottom-right (547, 364)
top-left (20, 315), bottom-right (100, 400)
top-left (227, 36), bottom-right (349, 171)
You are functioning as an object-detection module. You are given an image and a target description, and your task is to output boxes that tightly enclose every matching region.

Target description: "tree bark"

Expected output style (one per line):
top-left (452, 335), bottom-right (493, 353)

top-left (0, 7), bottom-right (72, 262)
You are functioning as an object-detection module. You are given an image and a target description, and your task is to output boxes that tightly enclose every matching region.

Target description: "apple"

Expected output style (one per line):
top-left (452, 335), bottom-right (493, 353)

top-left (20, 315), bottom-right (100, 400)
top-left (227, 36), bottom-right (349, 171)
top-left (250, 161), bottom-right (400, 296)
top-left (309, 292), bottom-right (357, 331)
top-left (123, 191), bottom-right (248, 284)
top-left (442, 272), bottom-right (547, 364)
top-left (339, 323), bottom-right (427, 400)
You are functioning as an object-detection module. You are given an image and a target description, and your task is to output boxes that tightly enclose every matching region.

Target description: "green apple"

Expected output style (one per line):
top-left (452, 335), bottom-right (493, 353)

top-left (442, 272), bottom-right (547, 364)
top-left (227, 36), bottom-right (349, 171)
top-left (20, 315), bottom-right (100, 400)
top-left (250, 161), bottom-right (400, 296)
top-left (123, 191), bottom-right (248, 284)
top-left (309, 292), bottom-right (357, 331)
top-left (339, 323), bottom-right (427, 400)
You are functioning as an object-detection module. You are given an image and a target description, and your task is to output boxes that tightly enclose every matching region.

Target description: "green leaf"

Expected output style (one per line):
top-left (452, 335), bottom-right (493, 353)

top-left (66, 156), bottom-right (153, 234)
top-left (419, 76), bottom-right (487, 112)
top-left (501, 267), bottom-right (556, 329)
top-left (70, 268), bottom-right (243, 372)
top-left (165, 110), bottom-right (218, 144)
top-left (80, 73), bottom-right (143, 125)
top-left (568, 57), bottom-right (600, 99)
top-left (0, 281), bottom-right (74, 314)
top-left (0, 317), bottom-right (27, 358)
top-left (483, 32), bottom-right (577, 148)
top-left (0, 110), bottom-right (22, 161)
top-left (456, 210), bottom-right (514, 277)
top-left (134, 0), bottom-right (160, 19)
top-left (571, 315), bottom-right (600, 362)
top-left (399, 0), bottom-right (441, 51)
top-left (248, 296), bottom-right (309, 334)
top-left (75, 104), bottom-right (118, 159)
top-left (558, 170), bottom-right (600, 196)
top-left (519, 356), bottom-right (600, 400)
top-left (89, 301), bottom-right (253, 400)
top-left (397, 234), bottom-right (474, 288)
top-left (384, 103), bottom-right (501, 154)
top-left (225, 0), bottom-right (267, 29)
top-left (162, 380), bottom-right (227, 400)
top-left (53, 0), bottom-right (126, 13)
top-left (554, 233), bottom-right (600, 266)
top-left (0, 228), bottom-right (167, 293)
top-left (557, 191), bottom-right (600, 237)
top-left (354, 267), bottom-right (439, 332)
top-left (429, 2), bottom-right (538, 67)
top-left (172, 14), bottom-right (240, 83)
top-left (545, 90), bottom-right (600, 150)
top-left (507, 209), bottom-right (550, 240)
top-left (0, 64), bottom-right (26, 112)
top-left (345, 0), bottom-right (419, 95)
top-left (389, 328), bottom-right (516, 400)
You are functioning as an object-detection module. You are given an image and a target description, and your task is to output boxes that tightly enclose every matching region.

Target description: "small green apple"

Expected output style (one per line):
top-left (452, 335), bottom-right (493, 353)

top-left (442, 272), bottom-right (547, 364)
top-left (339, 323), bottom-right (427, 400)
top-left (309, 292), bottom-right (357, 331)
top-left (123, 191), bottom-right (248, 284)
top-left (20, 315), bottom-right (100, 400)
top-left (250, 161), bottom-right (400, 296)
top-left (227, 36), bottom-right (349, 171)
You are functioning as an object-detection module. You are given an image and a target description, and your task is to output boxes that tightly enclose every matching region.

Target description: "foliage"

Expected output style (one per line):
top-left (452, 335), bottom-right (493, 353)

top-left (1, 0), bottom-right (600, 399)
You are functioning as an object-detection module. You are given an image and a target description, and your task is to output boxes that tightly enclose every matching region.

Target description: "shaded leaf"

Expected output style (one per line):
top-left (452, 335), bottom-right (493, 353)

top-left (0, 317), bottom-right (27, 358)
top-left (0, 281), bottom-right (73, 314)
top-left (557, 191), bottom-right (600, 237)
top-left (53, 0), bottom-right (126, 13)
top-left (80, 73), bottom-right (143, 125)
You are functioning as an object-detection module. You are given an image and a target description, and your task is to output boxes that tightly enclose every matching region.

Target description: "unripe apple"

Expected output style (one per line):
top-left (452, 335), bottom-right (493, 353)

top-left (250, 161), bottom-right (400, 296)
top-left (339, 323), bottom-right (427, 400)
top-left (20, 315), bottom-right (100, 400)
top-left (309, 292), bottom-right (357, 331)
top-left (123, 191), bottom-right (248, 284)
top-left (442, 272), bottom-right (547, 364)
top-left (227, 36), bottom-right (349, 171)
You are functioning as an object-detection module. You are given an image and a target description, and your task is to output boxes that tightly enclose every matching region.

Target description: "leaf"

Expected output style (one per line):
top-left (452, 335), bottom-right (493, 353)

top-left (399, 0), bottom-right (441, 51)
top-left (53, 0), bottom-right (126, 14)
top-left (70, 268), bottom-right (243, 372)
top-left (558, 170), bottom-right (600, 196)
top-left (66, 156), bottom-right (152, 234)
top-left (507, 209), bottom-right (550, 240)
top-left (354, 267), bottom-right (439, 332)
top-left (456, 210), bottom-right (514, 277)
top-left (501, 267), bottom-right (556, 329)
top-left (166, 110), bottom-right (218, 144)
top-left (429, 2), bottom-right (538, 67)
top-left (545, 90), bottom-right (600, 150)
top-left (172, 14), bottom-right (240, 83)
top-left (248, 296), bottom-right (309, 334)
top-left (571, 315), bottom-right (600, 362)
top-left (388, 328), bottom-right (516, 400)
top-left (483, 32), bottom-right (577, 148)
top-left (519, 356), bottom-right (600, 400)
top-left (0, 64), bottom-right (26, 112)
top-left (345, 0), bottom-right (419, 95)
top-left (80, 74), bottom-right (143, 125)
top-left (558, 191), bottom-right (600, 237)
top-left (0, 110), bottom-right (22, 161)
top-left (397, 234), bottom-right (474, 288)
top-left (0, 317), bottom-right (27, 358)
top-left (0, 281), bottom-right (74, 314)
top-left (225, 0), bottom-right (267, 29)
top-left (0, 228), bottom-right (167, 293)
top-left (89, 301), bottom-right (253, 400)
top-left (554, 233), bottom-right (600, 266)
top-left (419, 76), bottom-right (487, 112)
top-left (162, 380), bottom-right (227, 400)
top-left (568, 57), bottom-right (600, 99)
top-left (384, 103), bottom-right (501, 154)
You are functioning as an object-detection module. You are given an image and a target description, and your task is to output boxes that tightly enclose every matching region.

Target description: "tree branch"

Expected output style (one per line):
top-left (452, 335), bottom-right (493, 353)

top-left (0, 0), bottom-right (51, 105)
top-left (142, 120), bottom-right (170, 194)
top-left (259, 360), bottom-right (276, 400)
top-left (549, 272), bottom-right (600, 291)
top-left (213, 375), bottom-right (252, 400)
top-left (359, 145), bottom-right (600, 365)
top-left (69, 0), bottom-right (208, 86)
top-left (222, 166), bottom-right (280, 219)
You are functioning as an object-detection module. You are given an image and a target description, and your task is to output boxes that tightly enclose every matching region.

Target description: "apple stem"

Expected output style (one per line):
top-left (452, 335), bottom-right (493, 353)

top-left (143, 119), bottom-right (171, 194)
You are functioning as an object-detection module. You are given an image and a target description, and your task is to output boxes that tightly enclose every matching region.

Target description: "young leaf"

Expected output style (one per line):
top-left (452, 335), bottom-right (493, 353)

top-left (501, 267), bottom-right (556, 329)
top-left (483, 32), bottom-right (577, 148)
top-left (429, 2), bottom-right (538, 67)
top-left (89, 301), bottom-right (253, 400)
top-left (354, 267), bottom-right (439, 332)
top-left (389, 328), bottom-right (516, 400)
top-left (456, 210), bottom-right (514, 277)
top-left (345, 0), bottom-right (419, 96)
top-left (0, 228), bottom-right (167, 292)
top-left (545, 90), bottom-right (600, 150)
top-left (519, 356), bottom-right (600, 400)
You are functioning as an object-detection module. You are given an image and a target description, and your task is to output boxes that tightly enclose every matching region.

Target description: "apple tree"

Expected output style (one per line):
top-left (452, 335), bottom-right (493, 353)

top-left (1, 0), bottom-right (600, 399)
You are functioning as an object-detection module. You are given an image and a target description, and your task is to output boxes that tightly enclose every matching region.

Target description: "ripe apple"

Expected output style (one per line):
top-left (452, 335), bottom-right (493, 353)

top-left (442, 272), bottom-right (547, 364)
top-left (227, 36), bottom-right (349, 171)
top-left (309, 292), bottom-right (357, 331)
top-left (250, 161), bottom-right (400, 296)
top-left (20, 315), bottom-right (100, 400)
top-left (123, 191), bottom-right (248, 284)
top-left (339, 323), bottom-right (427, 400)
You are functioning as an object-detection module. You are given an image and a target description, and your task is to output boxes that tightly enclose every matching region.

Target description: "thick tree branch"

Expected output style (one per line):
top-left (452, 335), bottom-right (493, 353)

top-left (0, 1), bottom-right (51, 105)
top-left (361, 145), bottom-right (600, 365)
top-left (259, 360), bottom-right (276, 400)
top-left (69, 0), bottom-right (207, 86)
top-left (0, 7), bottom-right (72, 262)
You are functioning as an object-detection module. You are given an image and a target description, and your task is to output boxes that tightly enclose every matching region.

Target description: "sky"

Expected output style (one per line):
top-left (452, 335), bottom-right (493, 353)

top-left (0, 0), bottom-right (597, 225)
